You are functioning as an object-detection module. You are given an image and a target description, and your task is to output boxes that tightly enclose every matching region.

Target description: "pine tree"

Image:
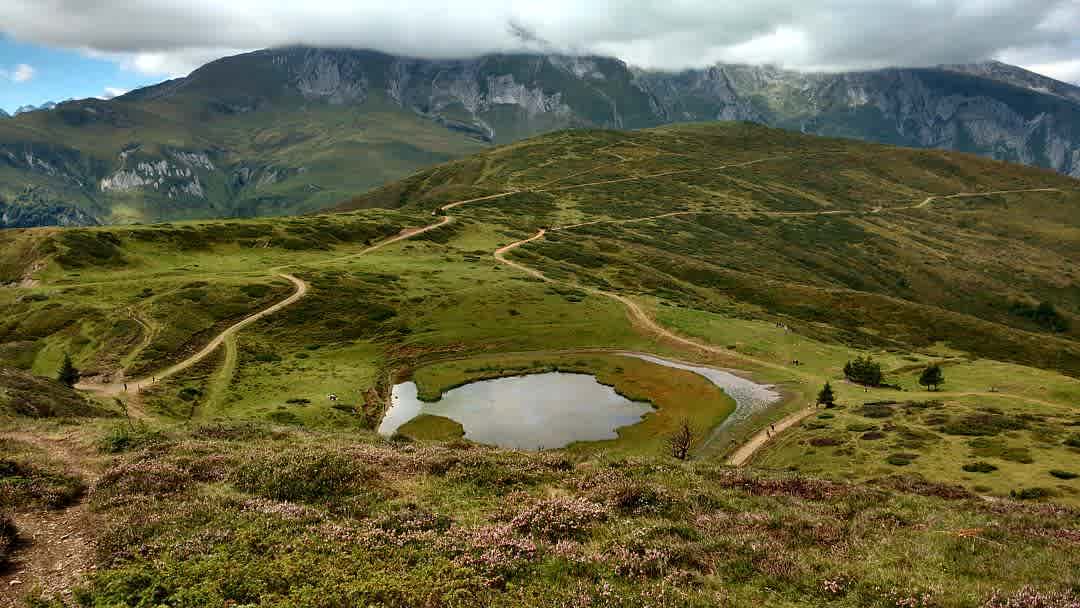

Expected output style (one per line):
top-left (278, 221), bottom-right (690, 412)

top-left (817, 382), bottom-right (836, 408)
top-left (57, 353), bottom-right (79, 387)
top-left (919, 364), bottom-right (945, 391)
top-left (843, 355), bottom-right (883, 386)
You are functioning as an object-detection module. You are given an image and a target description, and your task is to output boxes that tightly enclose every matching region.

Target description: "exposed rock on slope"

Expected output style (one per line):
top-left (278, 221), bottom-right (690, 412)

top-left (1, 47), bottom-right (1079, 226)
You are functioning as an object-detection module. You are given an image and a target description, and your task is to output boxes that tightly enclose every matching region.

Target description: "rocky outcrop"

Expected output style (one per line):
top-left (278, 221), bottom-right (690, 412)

top-left (0, 187), bottom-right (97, 228)
top-left (634, 62), bottom-right (1080, 178)
top-left (248, 49), bottom-right (1080, 176)
top-left (99, 148), bottom-right (216, 199)
top-left (2, 48), bottom-right (1078, 226)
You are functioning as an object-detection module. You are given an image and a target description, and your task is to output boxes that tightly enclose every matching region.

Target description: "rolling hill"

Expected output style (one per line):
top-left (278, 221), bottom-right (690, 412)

top-left (2, 47), bottom-right (1080, 227)
top-left (2, 122), bottom-right (1080, 606)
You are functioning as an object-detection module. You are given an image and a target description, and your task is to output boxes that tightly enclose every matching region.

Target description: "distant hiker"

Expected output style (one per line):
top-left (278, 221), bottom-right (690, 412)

top-left (123, 383), bottom-right (128, 392)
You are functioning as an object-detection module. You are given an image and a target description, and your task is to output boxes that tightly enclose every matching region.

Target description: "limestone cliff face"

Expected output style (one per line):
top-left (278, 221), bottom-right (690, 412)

top-left (100, 148), bottom-right (214, 199)
top-left (3, 48), bottom-right (1079, 227)
top-left (641, 62), bottom-right (1080, 178)
top-left (258, 49), bottom-right (1080, 177)
top-left (255, 48), bottom-right (641, 140)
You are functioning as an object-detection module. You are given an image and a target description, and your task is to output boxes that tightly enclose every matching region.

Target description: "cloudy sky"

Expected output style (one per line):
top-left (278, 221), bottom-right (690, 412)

top-left (1, 0), bottom-right (1078, 113)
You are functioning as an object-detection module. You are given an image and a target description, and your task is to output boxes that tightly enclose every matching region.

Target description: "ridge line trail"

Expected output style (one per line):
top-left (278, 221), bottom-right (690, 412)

top-left (0, 432), bottom-right (102, 606)
top-left (913, 188), bottom-right (1062, 209)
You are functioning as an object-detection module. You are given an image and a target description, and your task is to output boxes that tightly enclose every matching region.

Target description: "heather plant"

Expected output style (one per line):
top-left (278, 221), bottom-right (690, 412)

top-left (983, 587), bottom-right (1080, 608)
top-left (510, 497), bottom-right (608, 540)
top-left (97, 422), bottom-right (166, 453)
top-left (231, 446), bottom-right (379, 508)
top-left (50, 428), bottom-right (1080, 607)
top-left (0, 457), bottom-right (84, 509)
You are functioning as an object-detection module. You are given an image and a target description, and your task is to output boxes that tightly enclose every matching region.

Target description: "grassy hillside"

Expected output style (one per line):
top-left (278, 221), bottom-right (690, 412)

top-left (0, 95), bottom-right (486, 225)
top-left (1, 122), bottom-right (1079, 605)
top-left (343, 123), bottom-right (1080, 376)
top-left (21, 422), bottom-right (1080, 607)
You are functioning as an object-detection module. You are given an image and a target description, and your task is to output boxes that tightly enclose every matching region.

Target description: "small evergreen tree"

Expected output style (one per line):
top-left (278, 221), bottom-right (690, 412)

top-left (918, 364), bottom-right (945, 391)
top-left (57, 353), bottom-right (79, 387)
top-left (817, 382), bottom-right (836, 408)
top-left (844, 355), bottom-right (883, 387)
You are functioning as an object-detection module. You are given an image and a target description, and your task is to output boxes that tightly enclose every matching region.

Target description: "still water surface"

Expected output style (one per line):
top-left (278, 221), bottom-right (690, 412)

top-left (378, 372), bottom-right (654, 450)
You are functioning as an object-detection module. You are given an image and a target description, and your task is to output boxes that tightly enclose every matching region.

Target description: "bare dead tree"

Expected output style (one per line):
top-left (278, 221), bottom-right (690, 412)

top-left (667, 419), bottom-right (695, 460)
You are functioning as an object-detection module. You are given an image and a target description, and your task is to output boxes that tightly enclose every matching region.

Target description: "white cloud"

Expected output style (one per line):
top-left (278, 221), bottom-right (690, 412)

top-left (1, 63), bottom-right (36, 82)
top-left (12, 63), bottom-right (35, 82)
top-left (0, 1), bottom-right (1076, 76)
top-left (100, 87), bottom-right (128, 99)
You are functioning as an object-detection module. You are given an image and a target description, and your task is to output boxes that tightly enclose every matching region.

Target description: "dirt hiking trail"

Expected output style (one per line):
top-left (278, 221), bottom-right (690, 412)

top-left (0, 431), bottom-right (102, 607)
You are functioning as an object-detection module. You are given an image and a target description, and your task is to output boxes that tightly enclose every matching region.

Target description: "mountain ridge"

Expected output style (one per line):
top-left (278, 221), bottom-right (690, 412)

top-left (1, 46), bottom-right (1079, 227)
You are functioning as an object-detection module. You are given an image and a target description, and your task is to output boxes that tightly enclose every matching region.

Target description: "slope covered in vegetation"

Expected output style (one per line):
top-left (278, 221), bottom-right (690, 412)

top-left (1, 122), bottom-right (1079, 606)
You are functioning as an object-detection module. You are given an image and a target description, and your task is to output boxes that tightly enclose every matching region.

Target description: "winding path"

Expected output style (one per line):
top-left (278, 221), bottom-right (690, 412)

top-left (74, 152), bottom-right (1068, 462)
top-left (479, 179), bottom-right (1070, 464)
top-left (0, 432), bottom-right (101, 606)
top-left (77, 273), bottom-right (309, 396)
top-left (913, 188), bottom-right (1062, 209)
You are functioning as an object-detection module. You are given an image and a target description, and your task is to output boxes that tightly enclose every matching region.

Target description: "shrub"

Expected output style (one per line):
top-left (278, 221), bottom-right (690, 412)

top-left (817, 382), bottom-right (836, 407)
top-left (1049, 470), bottom-right (1078, 480)
top-left (666, 419), bottom-right (695, 460)
top-left (232, 448), bottom-right (378, 505)
top-left (609, 482), bottom-right (671, 516)
top-left (98, 423), bottom-right (166, 454)
top-left (1064, 435), bottom-right (1080, 448)
top-left (969, 438), bottom-right (1034, 463)
top-left (859, 404), bottom-right (895, 419)
top-left (983, 586), bottom-right (1080, 608)
top-left (809, 437), bottom-right (842, 447)
top-left (190, 423), bottom-right (274, 441)
top-left (918, 364), bottom-right (945, 391)
top-left (1009, 487), bottom-right (1056, 500)
top-left (940, 410), bottom-right (1026, 436)
top-left (963, 462), bottom-right (998, 473)
top-left (1009, 300), bottom-right (1071, 333)
top-left (844, 356), bottom-right (883, 387)
top-left (0, 459), bottom-right (84, 509)
top-left (510, 497), bottom-right (608, 540)
top-left (94, 460), bottom-right (192, 500)
top-left (886, 453), bottom-right (918, 466)
top-left (57, 353), bottom-right (79, 387)
top-left (266, 409), bottom-right (302, 425)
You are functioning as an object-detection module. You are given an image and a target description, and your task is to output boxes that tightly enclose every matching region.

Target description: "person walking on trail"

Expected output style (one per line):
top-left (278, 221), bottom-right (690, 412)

top-left (123, 383), bottom-right (128, 392)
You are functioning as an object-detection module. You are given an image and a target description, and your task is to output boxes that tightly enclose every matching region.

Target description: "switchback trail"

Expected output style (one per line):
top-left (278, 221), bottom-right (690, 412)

top-left (78, 273), bottom-right (309, 396)
top-left (485, 180), bottom-right (1069, 464)
top-left (78, 214), bottom-right (456, 397)
top-left (71, 148), bottom-right (1068, 460)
